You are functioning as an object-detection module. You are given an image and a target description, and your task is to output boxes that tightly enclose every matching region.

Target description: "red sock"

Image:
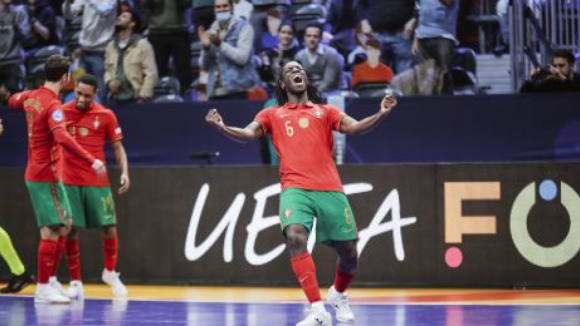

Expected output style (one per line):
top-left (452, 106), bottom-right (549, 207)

top-left (334, 268), bottom-right (355, 293)
top-left (103, 236), bottom-right (118, 271)
top-left (38, 239), bottom-right (57, 284)
top-left (51, 237), bottom-right (65, 277)
top-left (65, 237), bottom-right (82, 281)
top-left (290, 252), bottom-right (321, 303)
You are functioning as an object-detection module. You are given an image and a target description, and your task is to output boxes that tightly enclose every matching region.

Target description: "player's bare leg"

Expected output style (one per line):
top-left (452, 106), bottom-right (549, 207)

top-left (35, 226), bottom-right (70, 304)
top-left (285, 224), bottom-right (331, 326)
top-left (101, 225), bottom-right (127, 297)
top-left (327, 240), bottom-right (357, 322)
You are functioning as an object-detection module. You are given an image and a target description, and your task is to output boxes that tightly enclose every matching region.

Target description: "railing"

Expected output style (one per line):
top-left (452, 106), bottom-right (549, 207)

top-left (510, 0), bottom-right (580, 91)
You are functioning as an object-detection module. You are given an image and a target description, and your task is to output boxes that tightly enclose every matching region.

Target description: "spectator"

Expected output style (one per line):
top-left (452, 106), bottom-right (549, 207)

top-left (104, 9), bottom-right (158, 104)
top-left (62, 0), bottom-right (117, 101)
top-left (347, 23), bottom-right (372, 68)
top-left (327, 0), bottom-right (357, 59)
top-left (494, 0), bottom-right (510, 56)
top-left (192, 0), bottom-right (215, 30)
top-left (233, 0), bottom-right (252, 20)
top-left (257, 21), bottom-right (300, 89)
top-left (520, 49), bottom-right (580, 93)
top-left (351, 38), bottom-right (394, 88)
top-left (249, 0), bottom-right (289, 52)
top-left (142, 0), bottom-right (191, 95)
top-left (413, 0), bottom-right (459, 94)
top-left (357, 0), bottom-right (416, 74)
top-left (0, 0), bottom-right (30, 104)
top-left (24, 0), bottom-right (59, 57)
top-left (259, 8), bottom-right (282, 53)
top-left (198, 0), bottom-right (260, 99)
top-left (295, 24), bottom-right (344, 93)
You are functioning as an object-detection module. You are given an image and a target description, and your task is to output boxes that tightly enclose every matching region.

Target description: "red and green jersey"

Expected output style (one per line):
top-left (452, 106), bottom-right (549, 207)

top-left (61, 101), bottom-right (123, 187)
top-left (9, 88), bottom-right (66, 182)
top-left (255, 102), bottom-right (345, 192)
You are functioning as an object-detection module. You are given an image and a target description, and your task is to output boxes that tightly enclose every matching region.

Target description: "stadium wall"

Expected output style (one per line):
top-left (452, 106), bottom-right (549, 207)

top-left (1, 163), bottom-right (579, 288)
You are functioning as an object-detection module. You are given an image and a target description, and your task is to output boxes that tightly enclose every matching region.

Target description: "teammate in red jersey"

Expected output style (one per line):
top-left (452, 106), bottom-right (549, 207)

top-left (53, 74), bottom-right (130, 299)
top-left (8, 55), bottom-right (106, 304)
top-left (205, 61), bottom-right (396, 326)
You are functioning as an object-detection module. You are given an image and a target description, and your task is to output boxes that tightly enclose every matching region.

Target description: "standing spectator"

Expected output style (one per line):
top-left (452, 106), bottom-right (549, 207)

top-left (413, 0), bottom-right (459, 94)
top-left (0, 0), bottom-right (30, 104)
top-left (295, 24), bottom-right (344, 93)
top-left (24, 0), bottom-right (60, 57)
top-left (104, 9), bottom-right (158, 104)
top-left (249, 0), bottom-right (289, 52)
top-left (142, 0), bottom-right (191, 95)
top-left (494, 0), bottom-right (510, 55)
top-left (62, 0), bottom-right (117, 101)
top-left (198, 0), bottom-right (260, 99)
top-left (351, 38), bottom-right (394, 88)
top-left (258, 21), bottom-right (300, 89)
top-left (357, 0), bottom-right (416, 74)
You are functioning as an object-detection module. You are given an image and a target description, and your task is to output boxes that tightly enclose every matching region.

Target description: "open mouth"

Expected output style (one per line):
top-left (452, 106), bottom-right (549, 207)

top-left (292, 75), bottom-right (304, 85)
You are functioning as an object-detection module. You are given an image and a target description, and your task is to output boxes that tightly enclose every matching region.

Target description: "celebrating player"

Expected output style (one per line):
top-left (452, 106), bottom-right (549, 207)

top-left (205, 61), bottom-right (396, 326)
top-left (8, 55), bottom-right (106, 304)
top-left (56, 74), bottom-right (129, 299)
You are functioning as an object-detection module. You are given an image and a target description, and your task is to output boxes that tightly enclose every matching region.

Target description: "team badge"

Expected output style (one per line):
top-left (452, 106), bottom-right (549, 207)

top-left (52, 109), bottom-right (63, 122)
top-left (115, 127), bottom-right (122, 135)
top-left (298, 117), bottom-right (309, 129)
top-left (93, 116), bottom-right (100, 129)
top-left (313, 108), bottom-right (323, 118)
top-left (79, 127), bottom-right (89, 137)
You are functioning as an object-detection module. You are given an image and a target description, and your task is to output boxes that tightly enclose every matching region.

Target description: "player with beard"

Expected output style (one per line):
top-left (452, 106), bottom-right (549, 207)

top-left (55, 74), bottom-right (130, 299)
top-left (205, 61), bottom-right (396, 326)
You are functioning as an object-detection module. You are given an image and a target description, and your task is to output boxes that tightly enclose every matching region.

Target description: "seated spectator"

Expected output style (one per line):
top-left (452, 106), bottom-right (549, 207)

top-left (351, 38), bottom-right (393, 88)
top-left (347, 23), bottom-right (372, 68)
top-left (198, 0), bottom-right (261, 100)
top-left (104, 9), bottom-right (158, 104)
top-left (520, 49), bottom-right (580, 93)
top-left (249, 0), bottom-right (289, 51)
top-left (257, 21), bottom-right (300, 89)
top-left (23, 0), bottom-right (59, 57)
top-left (258, 8), bottom-right (282, 53)
top-left (0, 0), bottom-right (30, 104)
top-left (295, 23), bottom-right (344, 93)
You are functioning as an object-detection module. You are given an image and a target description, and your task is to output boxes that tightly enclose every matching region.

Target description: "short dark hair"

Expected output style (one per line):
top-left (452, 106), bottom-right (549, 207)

top-left (44, 55), bottom-right (70, 82)
top-left (365, 38), bottom-right (381, 50)
top-left (304, 23), bottom-right (323, 37)
top-left (76, 74), bottom-right (99, 92)
top-left (553, 49), bottom-right (576, 65)
top-left (127, 8), bottom-right (143, 33)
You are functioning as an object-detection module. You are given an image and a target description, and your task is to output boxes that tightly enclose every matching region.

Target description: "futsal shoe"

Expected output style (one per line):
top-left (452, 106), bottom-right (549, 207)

top-left (102, 269), bottom-right (128, 297)
top-left (49, 276), bottom-right (67, 296)
top-left (0, 270), bottom-right (33, 293)
top-left (326, 285), bottom-right (355, 322)
top-left (296, 305), bottom-right (332, 326)
top-left (34, 283), bottom-right (70, 304)
top-left (65, 280), bottom-right (84, 300)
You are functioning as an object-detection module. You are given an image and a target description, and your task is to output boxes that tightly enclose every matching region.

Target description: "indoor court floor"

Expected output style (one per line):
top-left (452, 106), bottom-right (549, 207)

top-left (0, 285), bottom-right (579, 325)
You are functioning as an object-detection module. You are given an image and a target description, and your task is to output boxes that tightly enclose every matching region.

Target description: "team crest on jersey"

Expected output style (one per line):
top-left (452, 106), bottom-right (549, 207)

top-left (52, 109), bottom-right (63, 122)
top-left (93, 116), bottom-right (100, 129)
top-left (313, 108), bottom-right (324, 119)
top-left (298, 117), bottom-right (309, 129)
top-left (79, 127), bottom-right (89, 137)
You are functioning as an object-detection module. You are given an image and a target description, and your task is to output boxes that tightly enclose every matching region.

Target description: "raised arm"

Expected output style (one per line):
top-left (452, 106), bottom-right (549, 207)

top-left (339, 96), bottom-right (397, 135)
top-left (205, 109), bottom-right (264, 142)
top-left (112, 140), bottom-right (130, 194)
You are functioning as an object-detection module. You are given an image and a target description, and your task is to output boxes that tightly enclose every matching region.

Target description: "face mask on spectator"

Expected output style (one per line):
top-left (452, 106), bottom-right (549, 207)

top-left (216, 11), bottom-right (232, 22)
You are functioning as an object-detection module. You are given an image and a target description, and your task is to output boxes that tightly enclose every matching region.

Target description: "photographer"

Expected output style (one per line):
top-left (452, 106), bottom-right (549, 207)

top-left (520, 49), bottom-right (580, 93)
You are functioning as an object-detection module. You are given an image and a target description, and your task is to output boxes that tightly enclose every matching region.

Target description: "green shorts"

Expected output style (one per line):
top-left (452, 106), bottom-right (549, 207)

top-left (65, 185), bottom-right (116, 228)
top-left (26, 181), bottom-right (71, 228)
top-left (279, 188), bottom-right (358, 245)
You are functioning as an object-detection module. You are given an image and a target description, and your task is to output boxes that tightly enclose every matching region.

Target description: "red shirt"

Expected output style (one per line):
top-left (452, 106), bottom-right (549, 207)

top-left (61, 101), bottom-right (123, 187)
top-left (9, 88), bottom-right (66, 182)
top-left (255, 102), bottom-right (344, 192)
top-left (351, 61), bottom-right (394, 88)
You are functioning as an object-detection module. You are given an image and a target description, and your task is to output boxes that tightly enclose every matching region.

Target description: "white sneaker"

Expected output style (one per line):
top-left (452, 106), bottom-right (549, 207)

top-left (102, 269), bottom-right (128, 297)
top-left (326, 286), bottom-right (355, 322)
top-left (34, 283), bottom-right (71, 304)
top-left (296, 304), bottom-right (332, 326)
top-left (49, 276), bottom-right (67, 297)
top-left (65, 280), bottom-right (84, 300)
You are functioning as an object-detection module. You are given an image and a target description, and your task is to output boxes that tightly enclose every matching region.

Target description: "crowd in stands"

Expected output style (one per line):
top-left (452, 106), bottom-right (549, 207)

top-left (0, 0), bottom-right (578, 106)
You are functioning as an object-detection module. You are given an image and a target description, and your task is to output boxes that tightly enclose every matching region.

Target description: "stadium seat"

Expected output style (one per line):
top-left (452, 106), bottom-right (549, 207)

top-left (27, 45), bottom-right (65, 74)
top-left (154, 76), bottom-right (181, 96)
top-left (291, 4), bottom-right (327, 41)
top-left (353, 82), bottom-right (390, 98)
top-left (152, 94), bottom-right (185, 103)
top-left (451, 47), bottom-right (478, 95)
